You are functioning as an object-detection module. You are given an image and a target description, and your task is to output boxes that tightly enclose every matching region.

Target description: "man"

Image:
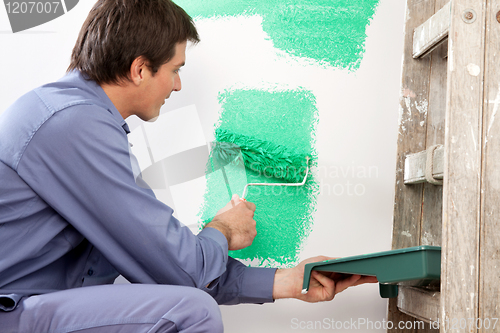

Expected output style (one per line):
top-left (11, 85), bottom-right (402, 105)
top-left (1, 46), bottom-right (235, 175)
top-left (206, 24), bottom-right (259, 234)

top-left (0, 0), bottom-right (376, 332)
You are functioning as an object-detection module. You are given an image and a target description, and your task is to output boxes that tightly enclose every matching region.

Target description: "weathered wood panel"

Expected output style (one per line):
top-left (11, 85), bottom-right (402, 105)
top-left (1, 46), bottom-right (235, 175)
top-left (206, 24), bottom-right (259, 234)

top-left (404, 147), bottom-right (444, 185)
top-left (388, 0), bottom-right (436, 331)
top-left (391, 0), bottom-right (433, 260)
top-left (397, 287), bottom-right (440, 324)
top-left (441, 0), bottom-right (486, 331)
top-left (413, 1), bottom-right (451, 58)
top-left (404, 1), bottom-right (448, 329)
top-left (420, 0), bottom-right (449, 251)
top-left (479, 2), bottom-right (500, 332)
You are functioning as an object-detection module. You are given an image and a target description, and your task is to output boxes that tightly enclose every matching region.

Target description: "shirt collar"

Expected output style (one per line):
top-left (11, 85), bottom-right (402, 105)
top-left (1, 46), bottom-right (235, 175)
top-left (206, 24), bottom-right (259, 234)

top-left (71, 71), bottom-right (131, 134)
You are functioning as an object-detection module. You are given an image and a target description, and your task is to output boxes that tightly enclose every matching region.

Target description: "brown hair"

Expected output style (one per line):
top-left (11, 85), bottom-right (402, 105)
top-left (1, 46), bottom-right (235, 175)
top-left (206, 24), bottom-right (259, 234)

top-left (68, 0), bottom-right (199, 85)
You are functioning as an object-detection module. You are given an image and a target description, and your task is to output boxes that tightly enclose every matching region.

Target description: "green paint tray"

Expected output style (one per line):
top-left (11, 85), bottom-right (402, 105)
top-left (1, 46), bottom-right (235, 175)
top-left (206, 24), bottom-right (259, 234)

top-left (302, 246), bottom-right (441, 298)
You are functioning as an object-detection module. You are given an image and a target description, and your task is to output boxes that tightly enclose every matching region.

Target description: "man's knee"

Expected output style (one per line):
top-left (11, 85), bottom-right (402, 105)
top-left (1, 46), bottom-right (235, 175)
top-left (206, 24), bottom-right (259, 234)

top-left (166, 287), bottom-right (223, 333)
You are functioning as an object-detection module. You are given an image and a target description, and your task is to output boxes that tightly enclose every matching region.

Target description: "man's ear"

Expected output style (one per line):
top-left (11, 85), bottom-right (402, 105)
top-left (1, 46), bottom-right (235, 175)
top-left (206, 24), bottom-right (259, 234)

top-left (129, 56), bottom-right (149, 86)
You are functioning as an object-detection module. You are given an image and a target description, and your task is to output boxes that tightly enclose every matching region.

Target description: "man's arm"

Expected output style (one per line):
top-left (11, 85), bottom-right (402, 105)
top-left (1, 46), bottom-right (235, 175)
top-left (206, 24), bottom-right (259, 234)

top-left (18, 104), bottom-right (231, 290)
top-left (205, 254), bottom-right (377, 305)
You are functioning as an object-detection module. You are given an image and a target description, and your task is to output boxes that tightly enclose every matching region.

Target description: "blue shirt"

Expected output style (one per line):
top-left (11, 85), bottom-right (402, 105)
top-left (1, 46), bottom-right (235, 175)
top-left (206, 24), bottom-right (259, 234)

top-left (0, 71), bottom-right (276, 311)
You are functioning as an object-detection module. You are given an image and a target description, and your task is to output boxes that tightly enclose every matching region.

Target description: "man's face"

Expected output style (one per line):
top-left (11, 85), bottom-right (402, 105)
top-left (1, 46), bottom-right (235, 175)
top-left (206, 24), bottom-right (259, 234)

top-left (138, 41), bottom-right (187, 121)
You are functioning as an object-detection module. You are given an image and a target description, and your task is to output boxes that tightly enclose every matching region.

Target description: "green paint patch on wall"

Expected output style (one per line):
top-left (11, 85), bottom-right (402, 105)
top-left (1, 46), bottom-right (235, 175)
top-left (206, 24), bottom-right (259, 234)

top-left (198, 89), bottom-right (319, 267)
top-left (174, 0), bottom-right (380, 70)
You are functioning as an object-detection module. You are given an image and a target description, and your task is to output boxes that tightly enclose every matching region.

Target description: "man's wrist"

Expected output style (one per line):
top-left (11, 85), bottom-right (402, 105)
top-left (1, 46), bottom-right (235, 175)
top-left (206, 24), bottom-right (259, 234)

top-left (205, 221), bottom-right (231, 248)
top-left (273, 268), bottom-right (297, 299)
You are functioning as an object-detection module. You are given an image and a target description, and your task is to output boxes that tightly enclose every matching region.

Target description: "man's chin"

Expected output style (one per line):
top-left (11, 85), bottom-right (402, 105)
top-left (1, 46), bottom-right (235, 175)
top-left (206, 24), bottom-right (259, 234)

top-left (147, 115), bottom-right (159, 122)
top-left (144, 108), bottom-right (161, 122)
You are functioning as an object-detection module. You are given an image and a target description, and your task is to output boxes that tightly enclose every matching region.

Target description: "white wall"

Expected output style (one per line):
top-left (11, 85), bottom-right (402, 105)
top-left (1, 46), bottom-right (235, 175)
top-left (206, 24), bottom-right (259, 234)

top-left (0, 1), bottom-right (405, 332)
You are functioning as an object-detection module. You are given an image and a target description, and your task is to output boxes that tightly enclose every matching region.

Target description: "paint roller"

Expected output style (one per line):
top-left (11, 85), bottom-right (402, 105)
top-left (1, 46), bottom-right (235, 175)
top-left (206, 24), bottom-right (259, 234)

top-left (213, 128), bottom-right (310, 200)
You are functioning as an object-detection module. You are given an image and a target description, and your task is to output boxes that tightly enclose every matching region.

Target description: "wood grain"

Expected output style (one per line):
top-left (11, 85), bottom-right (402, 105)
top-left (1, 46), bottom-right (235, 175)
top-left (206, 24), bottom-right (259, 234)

top-left (388, 0), bottom-right (437, 331)
top-left (404, 147), bottom-right (444, 185)
top-left (413, 1), bottom-right (451, 58)
top-left (441, 0), bottom-right (486, 330)
top-left (397, 287), bottom-right (440, 323)
top-left (420, 0), bottom-right (449, 253)
top-left (478, 1), bottom-right (500, 332)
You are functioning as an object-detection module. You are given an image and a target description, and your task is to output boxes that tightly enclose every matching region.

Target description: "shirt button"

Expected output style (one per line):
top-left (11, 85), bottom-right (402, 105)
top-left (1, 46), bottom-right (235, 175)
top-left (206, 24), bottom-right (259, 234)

top-left (87, 269), bottom-right (94, 276)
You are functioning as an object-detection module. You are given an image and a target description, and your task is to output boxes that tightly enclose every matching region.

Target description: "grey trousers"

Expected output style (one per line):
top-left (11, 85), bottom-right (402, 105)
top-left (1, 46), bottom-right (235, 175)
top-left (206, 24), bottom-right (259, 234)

top-left (0, 284), bottom-right (223, 333)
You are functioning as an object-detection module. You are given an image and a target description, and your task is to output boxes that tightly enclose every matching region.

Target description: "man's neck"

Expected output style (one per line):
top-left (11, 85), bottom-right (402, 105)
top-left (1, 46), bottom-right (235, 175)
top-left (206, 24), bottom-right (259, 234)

top-left (101, 82), bottom-right (138, 120)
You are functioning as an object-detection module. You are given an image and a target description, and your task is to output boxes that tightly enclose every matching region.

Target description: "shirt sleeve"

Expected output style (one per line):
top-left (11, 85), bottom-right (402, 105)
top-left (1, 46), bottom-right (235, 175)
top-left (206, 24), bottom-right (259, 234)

top-left (16, 104), bottom-right (274, 304)
top-left (204, 257), bottom-right (277, 305)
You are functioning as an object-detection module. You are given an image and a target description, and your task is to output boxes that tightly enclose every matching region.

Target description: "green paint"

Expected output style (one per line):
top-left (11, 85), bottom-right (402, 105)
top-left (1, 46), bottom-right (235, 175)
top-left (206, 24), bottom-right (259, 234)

top-left (177, 0), bottom-right (380, 266)
top-left (215, 128), bottom-right (309, 183)
top-left (174, 0), bottom-right (380, 70)
top-left (199, 89), bottom-right (319, 267)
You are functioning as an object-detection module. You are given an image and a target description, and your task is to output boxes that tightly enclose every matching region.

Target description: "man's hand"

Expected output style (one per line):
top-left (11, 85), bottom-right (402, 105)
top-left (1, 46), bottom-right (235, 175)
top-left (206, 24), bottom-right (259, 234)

top-left (273, 256), bottom-right (378, 302)
top-left (205, 194), bottom-right (257, 251)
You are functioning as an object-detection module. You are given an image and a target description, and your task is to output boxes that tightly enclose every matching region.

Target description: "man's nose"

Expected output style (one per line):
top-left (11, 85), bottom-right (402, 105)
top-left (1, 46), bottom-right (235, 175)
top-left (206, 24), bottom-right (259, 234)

top-left (173, 75), bottom-right (182, 92)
